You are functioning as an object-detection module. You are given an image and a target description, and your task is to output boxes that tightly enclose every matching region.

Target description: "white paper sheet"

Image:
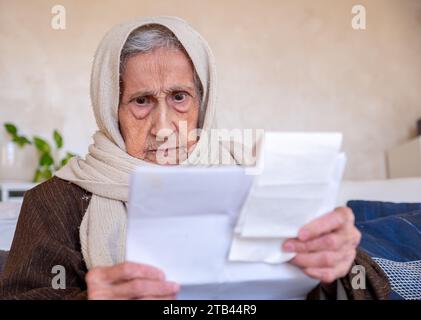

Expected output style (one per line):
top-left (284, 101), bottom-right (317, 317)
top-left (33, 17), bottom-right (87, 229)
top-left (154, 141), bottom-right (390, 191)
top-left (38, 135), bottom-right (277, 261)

top-left (257, 132), bottom-right (342, 185)
top-left (126, 165), bottom-right (319, 299)
top-left (262, 132), bottom-right (343, 155)
top-left (228, 132), bottom-right (346, 264)
top-left (127, 215), bottom-right (230, 284)
top-left (126, 166), bottom-right (253, 285)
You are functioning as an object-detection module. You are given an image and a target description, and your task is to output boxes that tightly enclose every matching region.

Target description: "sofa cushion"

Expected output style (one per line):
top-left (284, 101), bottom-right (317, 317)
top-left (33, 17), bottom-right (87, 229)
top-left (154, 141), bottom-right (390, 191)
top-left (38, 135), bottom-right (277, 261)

top-left (347, 200), bottom-right (421, 300)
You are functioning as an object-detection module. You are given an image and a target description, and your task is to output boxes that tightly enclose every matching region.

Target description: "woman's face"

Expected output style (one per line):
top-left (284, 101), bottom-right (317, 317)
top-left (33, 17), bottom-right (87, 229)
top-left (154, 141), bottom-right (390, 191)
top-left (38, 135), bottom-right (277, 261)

top-left (118, 47), bottom-right (200, 164)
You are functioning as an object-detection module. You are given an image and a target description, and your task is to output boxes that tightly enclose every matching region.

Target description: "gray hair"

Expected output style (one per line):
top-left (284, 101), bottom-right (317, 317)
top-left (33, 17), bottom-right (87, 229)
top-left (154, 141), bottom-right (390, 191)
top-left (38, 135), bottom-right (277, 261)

top-left (120, 24), bottom-right (203, 106)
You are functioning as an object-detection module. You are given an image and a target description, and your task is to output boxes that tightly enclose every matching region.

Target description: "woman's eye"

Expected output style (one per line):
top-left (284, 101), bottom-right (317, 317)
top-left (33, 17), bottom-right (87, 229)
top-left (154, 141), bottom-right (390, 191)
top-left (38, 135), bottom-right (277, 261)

top-left (134, 96), bottom-right (149, 105)
top-left (173, 92), bottom-right (187, 102)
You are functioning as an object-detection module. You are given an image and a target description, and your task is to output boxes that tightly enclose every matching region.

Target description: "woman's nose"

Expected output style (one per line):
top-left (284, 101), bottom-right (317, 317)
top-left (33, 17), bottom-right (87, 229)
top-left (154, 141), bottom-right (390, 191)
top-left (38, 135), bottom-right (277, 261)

top-left (150, 101), bottom-right (176, 140)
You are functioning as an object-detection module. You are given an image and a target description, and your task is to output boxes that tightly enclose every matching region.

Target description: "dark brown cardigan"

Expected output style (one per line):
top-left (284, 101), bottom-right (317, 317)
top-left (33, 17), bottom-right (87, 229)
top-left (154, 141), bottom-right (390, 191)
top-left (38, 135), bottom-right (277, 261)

top-left (0, 176), bottom-right (390, 300)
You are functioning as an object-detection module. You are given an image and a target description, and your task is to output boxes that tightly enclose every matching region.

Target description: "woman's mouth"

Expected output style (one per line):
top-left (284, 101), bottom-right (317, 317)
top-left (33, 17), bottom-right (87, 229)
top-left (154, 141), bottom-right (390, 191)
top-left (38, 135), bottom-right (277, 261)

top-left (147, 146), bottom-right (185, 156)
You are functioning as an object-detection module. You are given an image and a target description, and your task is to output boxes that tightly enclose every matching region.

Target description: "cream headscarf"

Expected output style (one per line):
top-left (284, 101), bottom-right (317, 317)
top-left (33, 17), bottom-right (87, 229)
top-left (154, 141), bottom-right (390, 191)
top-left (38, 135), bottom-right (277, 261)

top-left (55, 16), bottom-right (242, 269)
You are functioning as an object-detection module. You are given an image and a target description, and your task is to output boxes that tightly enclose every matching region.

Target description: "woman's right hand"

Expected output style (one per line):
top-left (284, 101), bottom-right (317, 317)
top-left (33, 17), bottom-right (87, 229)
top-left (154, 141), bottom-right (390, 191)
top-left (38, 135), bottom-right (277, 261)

top-left (86, 262), bottom-right (179, 300)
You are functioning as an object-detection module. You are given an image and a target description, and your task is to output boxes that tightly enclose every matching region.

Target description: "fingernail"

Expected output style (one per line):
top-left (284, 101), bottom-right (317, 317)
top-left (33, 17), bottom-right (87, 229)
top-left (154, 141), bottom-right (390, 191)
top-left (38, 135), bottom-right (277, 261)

top-left (284, 243), bottom-right (294, 252)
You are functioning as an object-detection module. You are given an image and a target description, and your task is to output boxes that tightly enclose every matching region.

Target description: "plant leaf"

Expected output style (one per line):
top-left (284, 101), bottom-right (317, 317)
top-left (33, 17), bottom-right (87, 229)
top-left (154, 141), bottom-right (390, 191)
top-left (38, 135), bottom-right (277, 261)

top-left (33, 136), bottom-right (51, 153)
top-left (4, 123), bottom-right (17, 135)
top-left (43, 168), bottom-right (53, 179)
top-left (59, 152), bottom-right (75, 168)
top-left (39, 153), bottom-right (54, 166)
top-left (33, 169), bottom-right (42, 183)
top-left (21, 136), bottom-right (31, 145)
top-left (33, 167), bottom-right (53, 182)
top-left (12, 136), bottom-right (31, 148)
top-left (12, 136), bottom-right (21, 145)
top-left (53, 130), bottom-right (63, 149)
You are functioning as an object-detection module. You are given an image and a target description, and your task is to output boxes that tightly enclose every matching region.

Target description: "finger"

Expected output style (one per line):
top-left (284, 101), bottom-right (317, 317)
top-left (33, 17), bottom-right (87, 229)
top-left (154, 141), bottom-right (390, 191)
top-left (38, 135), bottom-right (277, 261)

top-left (304, 251), bottom-right (357, 283)
top-left (87, 288), bottom-right (113, 300)
top-left (284, 233), bottom-right (344, 253)
top-left (113, 262), bottom-right (166, 283)
top-left (88, 279), bottom-right (179, 300)
top-left (303, 230), bottom-right (352, 252)
top-left (283, 238), bottom-right (309, 253)
top-left (290, 250), bottom-right (346, 268)
top-left (304, 267), bottom-right (339, 284)
top-left (350, 227), bottom-right (362, 247)
top-left (298, 207), bottom-right (354, 241)
top-left (284, 226), bottom-right (361, 253)
top-left (90, 262), bottom-right (166, 285)
top-left (138, 294), bottom-right (177, 300)
top-left (111, 280), bottom-right (180, 299)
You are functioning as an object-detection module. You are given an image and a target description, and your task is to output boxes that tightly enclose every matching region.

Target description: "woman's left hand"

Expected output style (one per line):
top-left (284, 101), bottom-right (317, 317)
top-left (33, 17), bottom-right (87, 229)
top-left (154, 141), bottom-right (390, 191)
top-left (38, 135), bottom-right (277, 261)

top-left (283, 207), bottom-right (362, 284)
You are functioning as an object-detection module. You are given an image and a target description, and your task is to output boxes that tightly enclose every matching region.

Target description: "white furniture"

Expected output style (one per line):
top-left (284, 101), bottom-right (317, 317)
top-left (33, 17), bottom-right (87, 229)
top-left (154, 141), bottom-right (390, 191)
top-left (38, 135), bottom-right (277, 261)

top-left (387, 136), bottom-right (421, 179)
top-left (0, 181), bottom-right (37, 202)
top-left (0, 201), bottom-right (22, 250)
top-left (0, 181), bottom-right (36, 249)
top-left (337, 177), bottom-right (421, 205)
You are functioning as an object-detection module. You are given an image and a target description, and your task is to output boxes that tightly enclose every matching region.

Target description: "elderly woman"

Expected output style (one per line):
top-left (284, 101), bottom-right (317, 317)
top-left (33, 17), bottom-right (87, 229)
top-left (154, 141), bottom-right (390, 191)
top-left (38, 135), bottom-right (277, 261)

top-left (0, 16), bottom-right (389, 300)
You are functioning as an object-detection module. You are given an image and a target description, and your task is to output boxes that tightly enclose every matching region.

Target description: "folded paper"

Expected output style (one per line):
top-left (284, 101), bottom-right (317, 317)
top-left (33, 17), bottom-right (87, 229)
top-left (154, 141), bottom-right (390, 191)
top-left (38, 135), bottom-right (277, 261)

top-left (228, 132), bottom-right (346, 264)
top-left (126, 132), bottom-right (346, 299)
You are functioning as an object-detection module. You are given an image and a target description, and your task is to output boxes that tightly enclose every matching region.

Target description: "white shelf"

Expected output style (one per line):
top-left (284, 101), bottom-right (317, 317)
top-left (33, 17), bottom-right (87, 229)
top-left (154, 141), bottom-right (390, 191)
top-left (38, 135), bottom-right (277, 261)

top-left (0, 181), bottom-right (38, 202)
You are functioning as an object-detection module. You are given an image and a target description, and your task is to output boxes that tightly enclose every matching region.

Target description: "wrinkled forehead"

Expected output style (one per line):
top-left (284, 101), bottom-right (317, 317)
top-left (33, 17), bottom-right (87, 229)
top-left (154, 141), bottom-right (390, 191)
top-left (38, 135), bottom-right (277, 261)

top-left (121, 48), bottom-right (196, 87)
top-left (119, 19), bottom-right (207, 89)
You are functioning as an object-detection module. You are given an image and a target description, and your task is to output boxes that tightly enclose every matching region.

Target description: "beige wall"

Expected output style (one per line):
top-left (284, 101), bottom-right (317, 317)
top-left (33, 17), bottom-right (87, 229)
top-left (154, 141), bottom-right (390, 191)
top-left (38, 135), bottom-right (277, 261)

top-left (1, 0), bottom-right (421, 179)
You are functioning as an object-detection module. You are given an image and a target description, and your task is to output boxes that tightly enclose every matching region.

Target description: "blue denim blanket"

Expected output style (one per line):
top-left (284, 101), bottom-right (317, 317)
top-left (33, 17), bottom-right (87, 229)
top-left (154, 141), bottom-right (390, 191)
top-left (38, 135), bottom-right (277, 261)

top-left (347, 200), bottom-right (421, 299)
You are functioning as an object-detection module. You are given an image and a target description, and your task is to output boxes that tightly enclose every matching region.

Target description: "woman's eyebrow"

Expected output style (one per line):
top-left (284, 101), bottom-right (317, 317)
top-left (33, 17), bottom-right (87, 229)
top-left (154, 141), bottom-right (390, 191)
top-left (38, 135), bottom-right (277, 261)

top-left (128, 89), bottom-right (158, 100)
top-left (167, 85), bottom-right (195, 92)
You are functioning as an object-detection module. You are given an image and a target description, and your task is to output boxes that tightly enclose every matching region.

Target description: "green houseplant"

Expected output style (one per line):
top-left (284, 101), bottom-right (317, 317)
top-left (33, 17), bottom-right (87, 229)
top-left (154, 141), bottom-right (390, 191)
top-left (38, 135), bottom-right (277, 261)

top-left (3, 123), bottom-right (76, 183)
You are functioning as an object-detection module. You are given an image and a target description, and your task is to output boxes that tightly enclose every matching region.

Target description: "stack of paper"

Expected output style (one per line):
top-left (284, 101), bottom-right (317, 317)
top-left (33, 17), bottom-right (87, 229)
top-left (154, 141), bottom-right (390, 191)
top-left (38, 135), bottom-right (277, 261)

top-left (126, 165), bottom-right (321, 299)
top-left (126, 132), bottom-right (347, 299)
top-left (229, 132), bottom-right (346, 264)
